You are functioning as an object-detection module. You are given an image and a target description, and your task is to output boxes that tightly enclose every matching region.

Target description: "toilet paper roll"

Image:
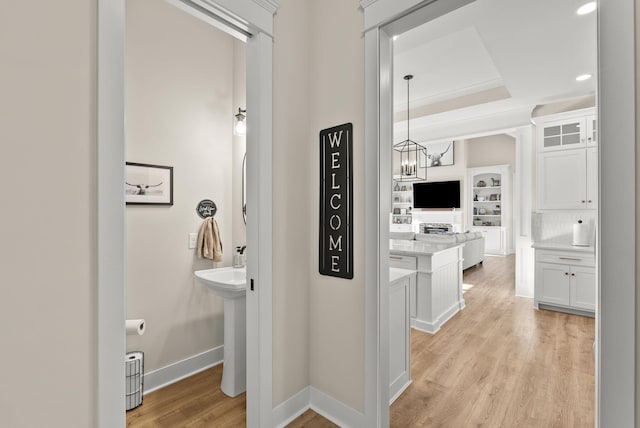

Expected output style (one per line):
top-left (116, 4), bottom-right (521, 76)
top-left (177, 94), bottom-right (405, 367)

top-left (572, 221), bottom-right (590, 247)
top-left (126, 319), bottom-right (146, 336)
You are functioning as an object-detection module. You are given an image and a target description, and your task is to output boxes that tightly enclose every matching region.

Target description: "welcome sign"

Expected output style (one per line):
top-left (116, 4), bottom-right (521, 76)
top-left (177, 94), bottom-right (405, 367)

top-left (319, 123), bottom-right (353, 279)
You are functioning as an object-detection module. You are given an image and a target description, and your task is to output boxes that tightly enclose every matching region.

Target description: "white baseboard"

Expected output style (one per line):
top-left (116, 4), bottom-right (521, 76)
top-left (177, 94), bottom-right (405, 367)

top-left (143, 345), bottom-right (224, 395)
top-left (272, 386), bottom-right (311, 428)
top-left (272, 385), bottom-right (363, 428)
top-left (411, 300), bottom-right (463, 335)
top-left (437, 300), bottom-right (463, 326)
top-left (309, 386), bottom-right (364, 428)
top-left (411, 318), bottom-right (438, 334)
top-left (389, 379), bottom-right (411, 405)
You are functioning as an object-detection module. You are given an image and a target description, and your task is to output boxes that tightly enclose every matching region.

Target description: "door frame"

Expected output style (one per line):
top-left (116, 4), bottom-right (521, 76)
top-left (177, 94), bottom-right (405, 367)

top-left (96, 1), bottom-right (278, 426)
top-left (362, 0), bottom-right (636, 427)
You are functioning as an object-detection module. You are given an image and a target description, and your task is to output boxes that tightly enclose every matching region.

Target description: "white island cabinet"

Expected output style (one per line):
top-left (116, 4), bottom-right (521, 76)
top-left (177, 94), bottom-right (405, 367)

top-left (388, 268), bottom-right (416, 404)
top-left (390, 240), bottom-right (465, 334)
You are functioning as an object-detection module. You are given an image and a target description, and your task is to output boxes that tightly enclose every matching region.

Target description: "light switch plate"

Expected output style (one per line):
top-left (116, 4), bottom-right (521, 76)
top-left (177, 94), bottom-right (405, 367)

top-left (188, 233), bottom-right (198, 249)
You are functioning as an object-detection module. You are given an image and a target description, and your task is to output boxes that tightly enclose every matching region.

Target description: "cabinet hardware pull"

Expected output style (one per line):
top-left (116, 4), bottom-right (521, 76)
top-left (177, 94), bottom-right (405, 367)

top-left (564, 272), bottom-right (569, 275)
top-left (390, 256), bottom-right (403, 260)
top-left (581, 200), bottom-right (586, 203)
top-left (559, 257), bottom-right (581, 261)
top-left (571, 273), bottom-right (576, 276)
top-left (588, 200), bottom-right (592, 203)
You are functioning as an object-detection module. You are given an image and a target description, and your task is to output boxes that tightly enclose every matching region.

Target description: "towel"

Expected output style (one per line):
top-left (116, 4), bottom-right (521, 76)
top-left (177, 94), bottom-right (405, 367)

top-left (197, 217), bottom-right (223, 262)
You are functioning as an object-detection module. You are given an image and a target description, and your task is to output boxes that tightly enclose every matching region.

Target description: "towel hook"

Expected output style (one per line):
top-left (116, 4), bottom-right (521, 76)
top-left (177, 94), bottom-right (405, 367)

top-left (196, 199), bottom-right (217, 219)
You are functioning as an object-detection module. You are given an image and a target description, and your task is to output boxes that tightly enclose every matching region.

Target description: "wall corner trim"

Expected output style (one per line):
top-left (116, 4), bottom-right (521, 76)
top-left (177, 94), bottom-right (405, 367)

top-left (142, 346), bottom-right (224, 395)
top-left (360, 0), bottom-right (380, 9)
top-left (251, 0), bottom-right (279, 14)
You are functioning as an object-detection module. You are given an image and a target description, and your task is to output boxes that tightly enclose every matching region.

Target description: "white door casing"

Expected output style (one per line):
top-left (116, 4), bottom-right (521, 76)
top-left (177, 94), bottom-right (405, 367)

top-left (362, 1), bottom-right (636, 428)
top-left (97, 1), bottom-right (278, 427)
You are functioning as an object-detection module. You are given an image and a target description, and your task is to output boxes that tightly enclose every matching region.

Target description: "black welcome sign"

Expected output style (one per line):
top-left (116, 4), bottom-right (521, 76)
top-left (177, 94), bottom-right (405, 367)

top-left (319, 123), bottom-right (353, 279)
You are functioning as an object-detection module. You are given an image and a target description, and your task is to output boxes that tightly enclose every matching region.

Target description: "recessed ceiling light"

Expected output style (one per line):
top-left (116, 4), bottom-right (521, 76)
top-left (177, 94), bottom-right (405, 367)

top-left (576, 74), bottom-right (592, 82)
top-left (393, 35), bottom-right (399, 41)
top-left (577, 2), bottom-right (596, 15)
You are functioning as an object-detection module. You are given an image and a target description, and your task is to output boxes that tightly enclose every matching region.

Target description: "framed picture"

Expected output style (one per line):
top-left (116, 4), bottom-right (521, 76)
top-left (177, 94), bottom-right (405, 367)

top-left (419, 141), bottom-right (454, 168)
top-left (125, 162), bottom-right (173, 205)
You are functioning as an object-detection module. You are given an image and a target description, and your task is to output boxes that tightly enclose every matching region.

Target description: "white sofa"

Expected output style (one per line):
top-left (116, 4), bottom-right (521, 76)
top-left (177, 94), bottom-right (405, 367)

top-left (390, 231), bottom-right (485, 270)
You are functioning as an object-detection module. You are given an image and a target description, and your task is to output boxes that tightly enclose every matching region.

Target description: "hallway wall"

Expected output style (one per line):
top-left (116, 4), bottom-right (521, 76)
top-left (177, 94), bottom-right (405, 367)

top-left (0, 1), bottom-right (97, 426)
top-left (307, 0), bottom-right (366, 412)
top-left (272, 0), bottom-right (312, 407)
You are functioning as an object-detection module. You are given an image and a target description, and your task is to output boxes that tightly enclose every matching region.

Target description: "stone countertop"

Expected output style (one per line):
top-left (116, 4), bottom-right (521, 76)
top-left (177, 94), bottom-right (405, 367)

top-left (532, 240), bottom-right (595, 253)
top-left (389, 239), bottom-right (464, 257)
top-left (389, 267), bottom-right (416, 284)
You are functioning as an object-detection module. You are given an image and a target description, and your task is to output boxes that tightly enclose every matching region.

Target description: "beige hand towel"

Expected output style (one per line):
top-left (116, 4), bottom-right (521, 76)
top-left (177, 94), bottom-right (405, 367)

top-left (197, 218), bottom-right (223, 262)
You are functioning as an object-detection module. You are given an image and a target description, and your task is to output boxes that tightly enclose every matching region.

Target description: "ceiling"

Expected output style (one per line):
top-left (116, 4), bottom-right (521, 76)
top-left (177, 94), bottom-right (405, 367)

top-left (393, 0), bottom-right (597, 141)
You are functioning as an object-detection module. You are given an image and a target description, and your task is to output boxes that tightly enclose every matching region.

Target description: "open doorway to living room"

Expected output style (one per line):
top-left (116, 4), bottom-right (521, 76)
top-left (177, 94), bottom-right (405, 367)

top-left (386, 0), bottom-right (598, 425)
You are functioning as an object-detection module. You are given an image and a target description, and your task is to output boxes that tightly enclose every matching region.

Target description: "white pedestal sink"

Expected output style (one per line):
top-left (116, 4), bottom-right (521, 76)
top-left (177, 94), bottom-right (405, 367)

top-left (194, 266), bottom-right (246, 397)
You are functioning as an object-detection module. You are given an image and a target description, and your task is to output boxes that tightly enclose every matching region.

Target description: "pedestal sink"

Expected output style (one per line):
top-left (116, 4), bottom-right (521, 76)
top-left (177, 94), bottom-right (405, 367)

top-left (194, 266), bottom-right (246, 397)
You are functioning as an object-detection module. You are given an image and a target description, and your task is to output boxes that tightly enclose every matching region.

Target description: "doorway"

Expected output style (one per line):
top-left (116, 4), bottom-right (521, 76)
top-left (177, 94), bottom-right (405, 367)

top-left (363, 0), bottom-right (636, 427)
top-left (97, 1), bottom-right (277, 427)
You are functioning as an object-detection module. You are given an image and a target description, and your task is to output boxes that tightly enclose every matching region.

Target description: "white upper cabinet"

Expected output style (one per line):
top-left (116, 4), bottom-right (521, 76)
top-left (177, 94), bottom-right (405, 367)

top-left (540, 117), bottom-right (585, 150)
top-left (586, 114), bottom-right (597, 146)
top-left (534, 108), bottom-right (595, 152)
top-left (533, 108), bottom-right (597, 211)
top-left (537, 150), bottom-right (587, 210)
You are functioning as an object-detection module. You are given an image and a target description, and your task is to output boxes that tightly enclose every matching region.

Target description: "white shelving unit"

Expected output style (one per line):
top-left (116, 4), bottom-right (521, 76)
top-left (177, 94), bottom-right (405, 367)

top-left (467, 165), bottom-right (512, 255)
top-left (392, 182), bottom-right (413, 231)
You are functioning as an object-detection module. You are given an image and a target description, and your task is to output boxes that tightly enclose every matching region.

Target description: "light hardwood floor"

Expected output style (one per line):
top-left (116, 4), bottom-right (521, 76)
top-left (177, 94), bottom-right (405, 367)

top-left (127, 255), bottom-right (594, 427)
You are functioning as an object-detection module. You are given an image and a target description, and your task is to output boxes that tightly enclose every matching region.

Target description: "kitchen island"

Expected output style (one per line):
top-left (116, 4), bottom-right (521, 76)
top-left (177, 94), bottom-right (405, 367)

top-left (389, 239), bottom-right (465, 334)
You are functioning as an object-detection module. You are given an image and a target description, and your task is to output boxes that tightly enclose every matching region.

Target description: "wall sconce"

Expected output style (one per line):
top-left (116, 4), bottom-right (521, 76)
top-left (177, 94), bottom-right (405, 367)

top-left (234, 108), bottom-right (246, 136)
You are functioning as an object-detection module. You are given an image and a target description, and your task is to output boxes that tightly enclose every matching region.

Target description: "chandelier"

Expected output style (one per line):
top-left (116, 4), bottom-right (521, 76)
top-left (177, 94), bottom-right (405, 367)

top-left (393, 74), bottom-right (427, 182)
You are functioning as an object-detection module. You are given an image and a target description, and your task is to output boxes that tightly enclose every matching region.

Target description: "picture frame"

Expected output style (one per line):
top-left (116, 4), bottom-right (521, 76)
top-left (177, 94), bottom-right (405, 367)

top-left (125, 162), bottom-right (173, 205)
top-left (419, 141), bottom-right (454, 168)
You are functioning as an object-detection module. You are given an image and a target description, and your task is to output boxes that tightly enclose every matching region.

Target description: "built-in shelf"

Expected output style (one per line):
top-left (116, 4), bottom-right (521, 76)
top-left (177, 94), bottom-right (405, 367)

top-left (392, 182), bottom-right (413, 225)
top-left (467, 165), bottom-right (512, 255)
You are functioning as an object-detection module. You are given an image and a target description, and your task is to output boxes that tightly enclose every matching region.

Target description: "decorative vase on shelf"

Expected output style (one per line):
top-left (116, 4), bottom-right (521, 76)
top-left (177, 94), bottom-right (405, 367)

top-left (477, 180), bottom-right (486, 187)
top-left (394, 182), bottom-right (400, 192)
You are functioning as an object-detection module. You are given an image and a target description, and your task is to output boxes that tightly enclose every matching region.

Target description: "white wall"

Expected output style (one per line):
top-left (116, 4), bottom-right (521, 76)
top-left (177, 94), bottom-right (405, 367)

top-left (307, 0), bottom-right (365, 412)
top-left (125, 0), bottom-right (243, 371)
top-left (466, 134), bottom-right (516, 169)
top-left (0, 1), bottom-right (97, 426)
top-left (272, 0), bottom-right (312, 407)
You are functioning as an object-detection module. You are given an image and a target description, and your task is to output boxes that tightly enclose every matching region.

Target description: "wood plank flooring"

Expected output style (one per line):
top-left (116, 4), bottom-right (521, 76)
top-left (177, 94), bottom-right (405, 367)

top-left (127, 255), bottom-right (594, 427)
top-left (390, 255), bottom-right (595, 427)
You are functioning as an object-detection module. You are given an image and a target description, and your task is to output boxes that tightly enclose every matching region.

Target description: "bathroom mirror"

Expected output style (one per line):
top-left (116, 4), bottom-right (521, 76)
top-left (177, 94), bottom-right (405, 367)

top-left (242, 152), bottom-right (247, 225)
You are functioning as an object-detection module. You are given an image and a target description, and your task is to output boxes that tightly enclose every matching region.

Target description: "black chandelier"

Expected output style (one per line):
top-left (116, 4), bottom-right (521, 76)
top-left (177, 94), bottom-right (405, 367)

top-left (393, 74), bottom-right (427, 182)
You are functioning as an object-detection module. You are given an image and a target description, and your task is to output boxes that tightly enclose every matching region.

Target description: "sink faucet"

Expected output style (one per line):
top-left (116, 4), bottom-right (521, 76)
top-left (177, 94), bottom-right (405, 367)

top-left (233, 246), bottom-right (246, 268)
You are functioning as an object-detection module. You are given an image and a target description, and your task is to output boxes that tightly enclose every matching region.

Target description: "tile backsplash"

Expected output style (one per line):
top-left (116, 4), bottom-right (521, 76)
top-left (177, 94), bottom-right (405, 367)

top-left (532, 212), bottom-right (596, 244)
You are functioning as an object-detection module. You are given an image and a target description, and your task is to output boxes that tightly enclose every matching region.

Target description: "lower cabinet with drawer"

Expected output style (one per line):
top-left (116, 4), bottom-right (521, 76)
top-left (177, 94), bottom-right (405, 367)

top-left (534, 249), bottom-right (595, 315)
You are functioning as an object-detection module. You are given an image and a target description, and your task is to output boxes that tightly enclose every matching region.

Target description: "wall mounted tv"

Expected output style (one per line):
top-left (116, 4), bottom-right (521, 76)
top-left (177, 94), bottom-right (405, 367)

top-left (413, 180), bottom-right (461, 209)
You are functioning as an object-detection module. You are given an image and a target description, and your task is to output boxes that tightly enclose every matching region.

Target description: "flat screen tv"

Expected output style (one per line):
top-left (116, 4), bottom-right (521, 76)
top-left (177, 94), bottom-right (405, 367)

top-left (413, 180), bottom-right (460, 209)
